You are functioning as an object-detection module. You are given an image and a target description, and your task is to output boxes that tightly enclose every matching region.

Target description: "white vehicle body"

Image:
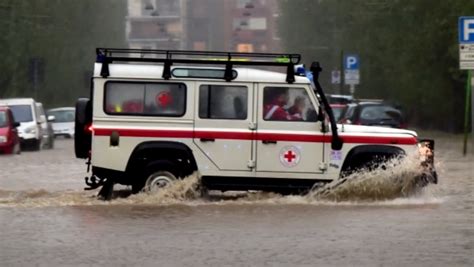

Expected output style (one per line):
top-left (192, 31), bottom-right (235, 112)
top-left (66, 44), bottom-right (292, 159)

top-left (90, 67), bottom-right (417, 181)
top-left (0, 98), bottom-right (42, 149)
top-left (48, 107), bottom-right (75, 137)
top-left (75, 49), bottom-right (436, 198)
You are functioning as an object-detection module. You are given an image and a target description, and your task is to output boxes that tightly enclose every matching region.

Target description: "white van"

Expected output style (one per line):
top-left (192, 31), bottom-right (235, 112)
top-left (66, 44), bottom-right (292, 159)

top-left (0, 98), bottom-right (43, 150)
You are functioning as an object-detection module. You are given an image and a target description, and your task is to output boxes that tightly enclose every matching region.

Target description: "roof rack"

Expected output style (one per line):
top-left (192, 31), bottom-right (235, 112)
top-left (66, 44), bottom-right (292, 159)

top-left (96, 48), bottom-right (301, 83)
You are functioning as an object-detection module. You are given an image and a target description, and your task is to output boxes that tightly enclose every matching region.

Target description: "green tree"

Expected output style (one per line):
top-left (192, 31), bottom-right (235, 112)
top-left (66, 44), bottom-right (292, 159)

top-left (278, 0), bottom-right (474, 131)
top-left (0, 0), bottom-right (126, 107)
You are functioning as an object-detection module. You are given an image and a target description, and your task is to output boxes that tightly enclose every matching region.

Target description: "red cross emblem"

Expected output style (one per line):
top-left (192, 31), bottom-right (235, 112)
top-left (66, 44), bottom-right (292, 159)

top-left (284, 150), bottom-right (296, 163)
top-left (280, 146), bottom-right (300, 167)
top-left (156, 91), bottom-right (172, 107)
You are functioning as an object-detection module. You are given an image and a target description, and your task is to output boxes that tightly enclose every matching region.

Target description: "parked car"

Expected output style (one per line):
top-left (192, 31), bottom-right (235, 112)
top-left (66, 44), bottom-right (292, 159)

top-left (0, 106), bottom-right (21, 154)
top-left (36, 102), bottom-right (55, 149)
top-left (329, 104), bottom-right (347, 121)
top-left (327, 94), bottom-right (354, 105)
top-left (339, 102), bottom-right (406, 128)
top-left (0, 98), bottom-right (43, 150)
top-left (47, 107), bottom-right (75, 138)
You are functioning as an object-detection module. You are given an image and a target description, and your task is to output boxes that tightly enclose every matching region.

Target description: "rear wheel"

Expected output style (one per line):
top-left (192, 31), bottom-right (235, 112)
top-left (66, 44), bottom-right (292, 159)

top-left (144, 171), bottom-right (177, 192)
top-left (132, 161), bottom-right (178, 193)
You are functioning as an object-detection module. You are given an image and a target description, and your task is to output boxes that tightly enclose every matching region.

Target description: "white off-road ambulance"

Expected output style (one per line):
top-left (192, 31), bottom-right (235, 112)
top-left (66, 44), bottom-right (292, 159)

top-left (75, 48), bottom-right (436, 199)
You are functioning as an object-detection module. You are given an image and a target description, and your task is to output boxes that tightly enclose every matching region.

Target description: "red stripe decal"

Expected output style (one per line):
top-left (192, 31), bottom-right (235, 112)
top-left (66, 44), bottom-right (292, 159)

top-left (92, 128), bottom-right (417, 145)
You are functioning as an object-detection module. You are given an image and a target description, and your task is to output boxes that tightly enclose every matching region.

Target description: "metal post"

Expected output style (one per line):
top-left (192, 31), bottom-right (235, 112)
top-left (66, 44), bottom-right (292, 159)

top-left (463, 70), bottom-right (472, 156)
top-left (340, 49), bottom-right (344, 95)
top-left (349, 84), bottom-right (355, 96)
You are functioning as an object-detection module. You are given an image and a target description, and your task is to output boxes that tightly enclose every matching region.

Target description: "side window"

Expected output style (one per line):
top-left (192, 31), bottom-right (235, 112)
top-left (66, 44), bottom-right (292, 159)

top-left (105, 82), bottom-right (186, 116)
top-left (263, 87), bottom-right (317, 122)
top-left (199, 85), bottom-right (248, 120)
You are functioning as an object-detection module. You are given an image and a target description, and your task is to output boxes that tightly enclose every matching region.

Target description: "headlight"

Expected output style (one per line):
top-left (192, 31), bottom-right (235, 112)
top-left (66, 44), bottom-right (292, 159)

top-left (0, 136), bottom-right (6, 143)
top-left (418, 139), bottom-right (434, 163)
top-left (24, 125), bottom-right (37, 134)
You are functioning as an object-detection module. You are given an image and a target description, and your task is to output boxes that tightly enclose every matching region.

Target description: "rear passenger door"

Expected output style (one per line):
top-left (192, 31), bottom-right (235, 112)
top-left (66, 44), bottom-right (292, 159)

top-left (194, 82), bottom-right (254, 171)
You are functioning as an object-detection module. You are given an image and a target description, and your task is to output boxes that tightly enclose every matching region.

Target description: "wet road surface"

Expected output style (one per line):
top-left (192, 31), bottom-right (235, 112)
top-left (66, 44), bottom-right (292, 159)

top-left (0, 137), bottom-right (472, 266)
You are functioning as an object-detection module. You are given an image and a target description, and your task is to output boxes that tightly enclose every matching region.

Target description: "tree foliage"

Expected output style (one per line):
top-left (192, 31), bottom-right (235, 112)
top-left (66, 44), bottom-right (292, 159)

top-left (0, 0), bottom-right (126, 107)
top-left (278, 0), bottom-right (474, 131)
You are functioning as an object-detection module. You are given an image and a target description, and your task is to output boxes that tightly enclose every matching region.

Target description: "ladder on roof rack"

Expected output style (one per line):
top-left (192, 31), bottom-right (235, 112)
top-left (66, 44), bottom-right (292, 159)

top-left (96, 48), bottom-right (301, 83)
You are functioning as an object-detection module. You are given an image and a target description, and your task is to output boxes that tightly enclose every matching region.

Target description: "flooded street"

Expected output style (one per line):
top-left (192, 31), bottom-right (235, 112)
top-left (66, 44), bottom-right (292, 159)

top-left (0, 137), bottom-right (473, 266)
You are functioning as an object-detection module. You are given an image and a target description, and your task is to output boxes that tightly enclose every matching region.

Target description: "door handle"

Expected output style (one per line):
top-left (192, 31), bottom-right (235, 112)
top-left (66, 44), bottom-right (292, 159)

top-left (200, 138), bottom-right (215, 142)
top-left (262, 140), bottom-right (277, 144)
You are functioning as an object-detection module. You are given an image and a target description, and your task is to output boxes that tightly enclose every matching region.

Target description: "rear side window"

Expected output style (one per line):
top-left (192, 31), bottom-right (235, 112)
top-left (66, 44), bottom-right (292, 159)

top-left (360, 105), bottom-right (401, 121)
top-left (105, 82), bottom-right (186, 116)
top-left (199, 85), bottom-right (248, 120)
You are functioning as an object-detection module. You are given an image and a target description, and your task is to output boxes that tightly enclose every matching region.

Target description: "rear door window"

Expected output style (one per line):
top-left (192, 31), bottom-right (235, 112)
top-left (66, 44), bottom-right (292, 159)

top-left (105, 82), bottom-right (186, 116)
top-left (199, 85), bottom-right (248, 120)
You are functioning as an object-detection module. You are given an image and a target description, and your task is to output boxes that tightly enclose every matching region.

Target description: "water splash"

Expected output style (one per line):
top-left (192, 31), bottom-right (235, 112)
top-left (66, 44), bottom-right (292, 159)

top-left (0, 156), bottom-right (441, 208)
top-left (307, 153), bottom-right (428, 202)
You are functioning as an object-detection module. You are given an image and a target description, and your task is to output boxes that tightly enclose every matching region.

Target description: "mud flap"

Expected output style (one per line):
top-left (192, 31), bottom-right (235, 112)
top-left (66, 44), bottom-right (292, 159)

top-left (97, 179), bottom-right (114, 201)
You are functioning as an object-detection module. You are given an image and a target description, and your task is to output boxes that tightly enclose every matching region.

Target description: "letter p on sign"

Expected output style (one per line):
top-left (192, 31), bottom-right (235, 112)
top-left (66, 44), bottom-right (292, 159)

top-left (344, 55), bottom-right (359, 70)
top-left (464, 20), bottom-right (474, 41)
top-left (459, 17), bottom-right (474, 43)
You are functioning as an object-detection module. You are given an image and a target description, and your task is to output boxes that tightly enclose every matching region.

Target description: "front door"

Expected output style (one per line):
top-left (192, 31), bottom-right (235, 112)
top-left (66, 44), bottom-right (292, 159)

top-left (256, 84), bottom-right (325, 174)
top-left (193, 82), bottom-right (254, 171)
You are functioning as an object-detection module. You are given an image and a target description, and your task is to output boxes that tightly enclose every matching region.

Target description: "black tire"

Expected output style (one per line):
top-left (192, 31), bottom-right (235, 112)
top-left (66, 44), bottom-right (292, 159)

top-left (74, 98), bottom-right (92, 158)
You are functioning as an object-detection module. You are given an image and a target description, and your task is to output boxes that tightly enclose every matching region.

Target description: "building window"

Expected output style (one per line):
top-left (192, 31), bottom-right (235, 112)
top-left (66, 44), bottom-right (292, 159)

top-left (142, 0), bottom-right (156, 16)
top-left (105, 82), bottom-right (186, 117)
top-left (199, 85), bottom-right (248, 120)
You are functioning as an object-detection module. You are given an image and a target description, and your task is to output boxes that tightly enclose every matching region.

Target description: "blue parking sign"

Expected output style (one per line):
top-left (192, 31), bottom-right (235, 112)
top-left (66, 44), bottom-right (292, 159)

top-left (459, 17), bottom-right (474, 43)
top-left (344, 55), bottom-right (359, 70)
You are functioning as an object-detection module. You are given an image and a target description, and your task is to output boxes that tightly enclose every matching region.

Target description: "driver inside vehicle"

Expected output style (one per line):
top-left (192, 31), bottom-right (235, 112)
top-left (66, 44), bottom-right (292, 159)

top-left (264, 87), bottom-right (303, 121)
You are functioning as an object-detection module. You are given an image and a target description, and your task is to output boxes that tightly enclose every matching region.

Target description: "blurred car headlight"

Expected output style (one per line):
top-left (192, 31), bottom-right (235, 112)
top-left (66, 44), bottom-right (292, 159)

top-left (0, 135), bottom-right (7, 143)
top-left (24, 125), bottom-right (37, 134)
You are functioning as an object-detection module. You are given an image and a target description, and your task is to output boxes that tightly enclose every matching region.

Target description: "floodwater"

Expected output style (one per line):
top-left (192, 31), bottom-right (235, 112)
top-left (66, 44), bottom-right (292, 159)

top-left (0, 136), bottom-right (472, 266)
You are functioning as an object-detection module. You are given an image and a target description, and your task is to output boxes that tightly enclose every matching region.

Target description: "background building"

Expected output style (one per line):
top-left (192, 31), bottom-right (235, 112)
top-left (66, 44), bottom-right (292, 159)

top-left (126, 0), bottom-right (186, 50)
top-left (126, 0), bottom-right (281, 52)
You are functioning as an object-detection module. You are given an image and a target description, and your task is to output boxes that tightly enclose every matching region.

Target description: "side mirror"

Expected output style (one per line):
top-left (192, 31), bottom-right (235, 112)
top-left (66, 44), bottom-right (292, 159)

top-left (13, 122), bottom-right (20, 128)
top-left (331, 136), bottom-right (343, 150)
top-left (47, 115), bottom-right (55, 122)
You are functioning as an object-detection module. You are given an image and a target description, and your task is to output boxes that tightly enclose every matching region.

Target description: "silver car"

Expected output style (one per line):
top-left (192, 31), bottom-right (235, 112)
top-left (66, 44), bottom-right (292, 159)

top-left (47, 107), bottom-right (75, 138)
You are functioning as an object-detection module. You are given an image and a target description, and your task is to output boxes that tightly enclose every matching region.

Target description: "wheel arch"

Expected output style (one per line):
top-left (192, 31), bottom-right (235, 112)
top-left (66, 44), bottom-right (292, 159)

top-left (340, 145), bottom-right (406, 177)
top-left (125, 141), bottom-right (198, 179)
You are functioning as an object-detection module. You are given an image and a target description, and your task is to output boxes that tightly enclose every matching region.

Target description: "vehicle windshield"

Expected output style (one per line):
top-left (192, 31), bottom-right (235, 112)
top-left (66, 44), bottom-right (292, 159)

top-left (0, 111), bottom-right (7, 127)
top-left (48, 110), bottom-right (75, 123)
top-left (9, 105), bottom-right (33, 123)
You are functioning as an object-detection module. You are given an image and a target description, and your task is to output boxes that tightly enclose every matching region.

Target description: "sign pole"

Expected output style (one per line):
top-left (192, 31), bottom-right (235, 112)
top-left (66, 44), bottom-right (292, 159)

top-left (463, 70), bottom-right (472, 156)
top-left (340, 49), bottom-right (344, 95)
